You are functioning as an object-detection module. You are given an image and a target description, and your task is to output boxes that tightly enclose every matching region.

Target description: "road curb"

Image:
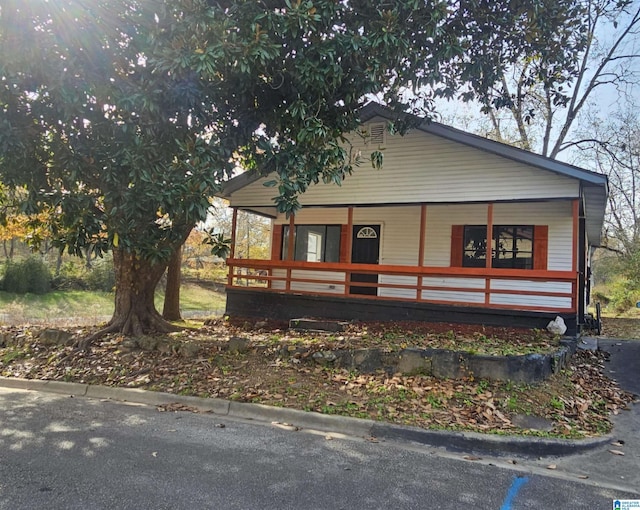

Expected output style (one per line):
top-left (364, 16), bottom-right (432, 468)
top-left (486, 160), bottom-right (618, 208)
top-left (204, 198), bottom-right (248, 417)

top-left (228, 401), bottom-right (376, 437)
top-left (0, 377), bottom-right (88, 396)
top-left (84, 384), bottom-right (231, 414)
top-left (0, 376), bottom-right (612, 458)
top-left (371, 422), bottom-right (613, 457)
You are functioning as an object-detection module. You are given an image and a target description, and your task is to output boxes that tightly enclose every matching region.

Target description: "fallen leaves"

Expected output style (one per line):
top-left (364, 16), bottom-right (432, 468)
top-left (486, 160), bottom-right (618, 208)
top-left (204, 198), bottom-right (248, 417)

top-left (0, 323), bottom-right (636, 440)
top-left (156, 403), bottom-right (205, 413)
top-left (271, 421), bottom-right (300, 431)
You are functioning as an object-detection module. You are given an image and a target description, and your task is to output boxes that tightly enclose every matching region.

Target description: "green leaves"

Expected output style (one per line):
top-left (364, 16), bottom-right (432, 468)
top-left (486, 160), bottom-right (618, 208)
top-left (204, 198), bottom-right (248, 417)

top-left (202, 231), bottom-right (232, 260)
top-left (0, 0), bottom-right (589, 256)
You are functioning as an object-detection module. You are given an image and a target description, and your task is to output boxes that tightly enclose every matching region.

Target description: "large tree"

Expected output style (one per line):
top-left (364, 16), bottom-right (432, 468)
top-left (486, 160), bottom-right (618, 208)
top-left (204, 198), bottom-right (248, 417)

top-left (471, 0), bottom-right (639, 157)
top-left (0, 0), bottom-right (589, 340)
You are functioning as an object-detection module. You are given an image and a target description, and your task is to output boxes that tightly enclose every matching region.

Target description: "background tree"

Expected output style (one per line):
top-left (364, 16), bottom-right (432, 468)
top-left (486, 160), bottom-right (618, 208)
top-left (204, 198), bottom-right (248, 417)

top-left (471, 0), bottom-right (639, 158)
top-left (0, 0), bottom-right (590, 340)
top-left (576, 106), bottom-right (640, 256)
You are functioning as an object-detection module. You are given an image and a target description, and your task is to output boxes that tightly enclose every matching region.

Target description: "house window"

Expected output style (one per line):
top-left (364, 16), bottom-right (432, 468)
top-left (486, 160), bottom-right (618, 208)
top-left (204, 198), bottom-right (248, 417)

top-left (282, 225), bottom-right (341, 262)
top-left (463, 225), bottom-right (534, 269)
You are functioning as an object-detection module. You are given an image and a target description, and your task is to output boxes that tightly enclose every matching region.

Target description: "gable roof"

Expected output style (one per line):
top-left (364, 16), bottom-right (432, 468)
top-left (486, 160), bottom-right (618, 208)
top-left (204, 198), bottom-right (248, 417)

top-left (359, 102), bottom-right (607, 186)
top-left (220, 102), bottom-right (608, 245)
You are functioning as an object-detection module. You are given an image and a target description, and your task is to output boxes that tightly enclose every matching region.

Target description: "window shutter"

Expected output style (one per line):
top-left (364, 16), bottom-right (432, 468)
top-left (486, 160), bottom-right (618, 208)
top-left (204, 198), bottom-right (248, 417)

top-left (450, 225), bottom-right (464, 267)
top-left (271, 225), bottom-right (283, 260)
top-left (339, 224), bottom-right (350, 262)
top-left (533, 225), bottom-right (548, 270)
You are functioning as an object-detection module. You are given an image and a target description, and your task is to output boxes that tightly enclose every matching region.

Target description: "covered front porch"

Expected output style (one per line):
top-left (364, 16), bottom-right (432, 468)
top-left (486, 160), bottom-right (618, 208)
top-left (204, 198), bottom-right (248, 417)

top-left (222, 200), bottom-right (582, 334)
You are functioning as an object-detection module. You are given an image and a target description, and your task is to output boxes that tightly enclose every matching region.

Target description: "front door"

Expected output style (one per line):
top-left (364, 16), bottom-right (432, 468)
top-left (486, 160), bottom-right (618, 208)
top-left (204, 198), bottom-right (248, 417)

top-left (350, 225), bottom-right (380, 295)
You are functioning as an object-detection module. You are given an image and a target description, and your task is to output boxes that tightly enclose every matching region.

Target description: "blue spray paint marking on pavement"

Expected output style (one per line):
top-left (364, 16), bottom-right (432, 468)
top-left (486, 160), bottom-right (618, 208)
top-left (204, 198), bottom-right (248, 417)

top-left (499, 476), bottom-right (529, 510)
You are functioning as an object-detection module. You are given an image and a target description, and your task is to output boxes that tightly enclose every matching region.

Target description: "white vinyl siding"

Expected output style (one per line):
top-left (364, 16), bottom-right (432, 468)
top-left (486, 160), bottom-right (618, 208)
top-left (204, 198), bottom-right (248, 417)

top-left (274, 208), bottom-right (347, 225)
top-left (355, 207), bottom-right (419, 299)
top-left (490, 280), bottom-right (573, 309)
top-left (353, 206), bottom-right (420, 266)
top-left (271, 269), bottom-right (346, 294)
top-left (230, 126), bottom-right (579, 208)
top-left (490, 294), bottom-right (571, 309)
top-left (422, 290), bottom-right (486, 304)
top-left (424, 204), bottom-right (487, 267)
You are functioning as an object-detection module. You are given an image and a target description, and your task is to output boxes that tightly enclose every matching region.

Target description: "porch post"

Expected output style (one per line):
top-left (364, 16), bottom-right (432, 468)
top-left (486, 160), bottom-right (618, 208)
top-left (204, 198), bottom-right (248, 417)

top-left (572, 199), bottom-right (579, 273)
top-left (572, 199), bottom-right (580, 313)
top-left (228, 207), bottom-right (238, 286)
top-left (344, 207), bottom-right (354, 296)
top-left (230, 208), bottom-right (238, 259)
top-left (346, 207), bottom-right (354, 263)
top-left (287, 214), bottom-right (295, 260)
top-left (418, 205), bottom-right (427, 301)
top-left (286, 213), bottom-right (295, 291)
top-left (485, 203), bottom-right (494, 305)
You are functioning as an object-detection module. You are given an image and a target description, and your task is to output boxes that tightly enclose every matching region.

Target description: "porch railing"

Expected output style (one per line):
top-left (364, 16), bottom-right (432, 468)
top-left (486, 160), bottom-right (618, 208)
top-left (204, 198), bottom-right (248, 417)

top-left (225, 258), bottom-right (577, 313)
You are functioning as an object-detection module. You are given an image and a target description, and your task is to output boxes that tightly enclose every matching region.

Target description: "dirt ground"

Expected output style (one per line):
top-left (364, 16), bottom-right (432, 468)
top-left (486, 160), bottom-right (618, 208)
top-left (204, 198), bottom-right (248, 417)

top-left (601, 317), bottom-right (640, 339)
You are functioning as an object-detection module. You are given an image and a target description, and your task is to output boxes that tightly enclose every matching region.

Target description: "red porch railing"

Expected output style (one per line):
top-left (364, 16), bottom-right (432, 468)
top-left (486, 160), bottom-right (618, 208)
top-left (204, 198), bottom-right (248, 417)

top-left (225, 259), bottom-right (577, 313)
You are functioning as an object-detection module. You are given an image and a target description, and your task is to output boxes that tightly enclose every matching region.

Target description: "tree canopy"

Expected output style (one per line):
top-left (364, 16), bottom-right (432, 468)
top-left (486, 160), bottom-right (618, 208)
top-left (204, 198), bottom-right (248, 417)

top-left (0, 0), bottom-right (590, 337)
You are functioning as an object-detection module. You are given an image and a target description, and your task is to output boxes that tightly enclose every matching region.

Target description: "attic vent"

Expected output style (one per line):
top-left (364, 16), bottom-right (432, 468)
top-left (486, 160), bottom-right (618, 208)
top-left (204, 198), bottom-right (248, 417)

top-left (368, 123), bottom-right (386, 145)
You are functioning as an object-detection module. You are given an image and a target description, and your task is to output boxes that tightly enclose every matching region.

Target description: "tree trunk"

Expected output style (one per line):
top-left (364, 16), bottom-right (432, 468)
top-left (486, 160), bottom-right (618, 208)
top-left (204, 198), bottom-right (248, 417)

top-left (83, 245), bottom-right (94, 269)
top-left (162, 246), bottom-right (183, 321)
top-left (105, 248), bottom-right (179, 336)
top-left (55, 251), bottom-right (63, 276)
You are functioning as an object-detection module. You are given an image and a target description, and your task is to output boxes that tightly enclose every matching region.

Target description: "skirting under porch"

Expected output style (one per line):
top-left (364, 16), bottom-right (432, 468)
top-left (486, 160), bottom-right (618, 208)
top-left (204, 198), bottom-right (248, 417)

top-left (225, 288), bottom-right (579, 336)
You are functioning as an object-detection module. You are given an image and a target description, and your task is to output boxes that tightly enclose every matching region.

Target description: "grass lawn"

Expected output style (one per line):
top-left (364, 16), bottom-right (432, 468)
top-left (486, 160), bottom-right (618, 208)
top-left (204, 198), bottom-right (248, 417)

top-left (0, 282), bottom-right (226, 326)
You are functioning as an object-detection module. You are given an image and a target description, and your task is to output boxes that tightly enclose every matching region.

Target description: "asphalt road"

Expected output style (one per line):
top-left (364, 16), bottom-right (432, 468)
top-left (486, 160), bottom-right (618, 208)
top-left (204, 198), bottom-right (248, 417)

top-left (0, 387), bottom-right (635, 510)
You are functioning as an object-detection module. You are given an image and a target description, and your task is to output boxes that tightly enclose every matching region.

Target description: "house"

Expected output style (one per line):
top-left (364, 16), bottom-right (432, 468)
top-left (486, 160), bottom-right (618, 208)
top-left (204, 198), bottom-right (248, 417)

top-left (217, 103), bottom-right (608, 336)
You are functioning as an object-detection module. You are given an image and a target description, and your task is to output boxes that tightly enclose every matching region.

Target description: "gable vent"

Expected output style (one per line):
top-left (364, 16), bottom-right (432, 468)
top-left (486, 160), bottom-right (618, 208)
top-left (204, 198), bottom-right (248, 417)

top-left (368, 123), bottom-right (386, 145)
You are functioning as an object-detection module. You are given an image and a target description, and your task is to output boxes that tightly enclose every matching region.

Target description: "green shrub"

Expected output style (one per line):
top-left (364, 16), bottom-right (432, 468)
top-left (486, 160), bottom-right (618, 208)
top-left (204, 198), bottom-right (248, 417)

top-left (1, 256), bottom-right (51, 294)
top-left (49, 257), bottom-right (115, 292)
top-left (608, 278), bottom-right (639, 313)
top-left (84, 258), bottom-right (115, 292)
top-left (591, 289), bottom-right (610, 306)
top-left (51, 273), bottom-right (88, 290)
top-left (51, 260), bottom-right (88, 290)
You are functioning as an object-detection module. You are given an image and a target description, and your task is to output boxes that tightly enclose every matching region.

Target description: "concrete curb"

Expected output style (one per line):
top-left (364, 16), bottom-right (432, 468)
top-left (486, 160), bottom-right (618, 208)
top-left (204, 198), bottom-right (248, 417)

top-left (371, 422), bottom-right (612, 457)
top-left (228, 401), bottom-right (376, 438)
top-left (0, 376), bottom-right (612, 458)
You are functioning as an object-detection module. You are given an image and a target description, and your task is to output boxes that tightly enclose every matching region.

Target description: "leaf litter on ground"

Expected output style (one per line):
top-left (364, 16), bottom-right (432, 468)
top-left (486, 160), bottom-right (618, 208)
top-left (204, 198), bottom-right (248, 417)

top-left (0, 318), bottom-right (637, 439)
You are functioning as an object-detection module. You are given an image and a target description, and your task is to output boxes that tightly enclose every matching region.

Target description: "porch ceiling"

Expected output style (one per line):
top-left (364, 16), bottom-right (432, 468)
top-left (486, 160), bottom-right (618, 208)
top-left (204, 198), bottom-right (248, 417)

top-left (583, 183), bottom-right (607, 246)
